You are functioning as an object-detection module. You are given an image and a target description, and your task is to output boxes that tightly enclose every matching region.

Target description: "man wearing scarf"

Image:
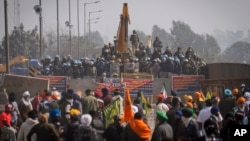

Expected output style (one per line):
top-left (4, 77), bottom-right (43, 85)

top-left (233, 96), bottom-right (246, 115)
top-left (17, 110), bottom-right (39, 141)
top-left (18, 91), bottom-right (33, 121)
top-left (103, 115), bottom-right (123, 141)
top-left (177, 108), bottom-right (199, 141)
top-left (124, 112), bottom-right (151, 141)
top-left (27, 113), bottom-right (59, 141)
top-left (64, 109), bottom-right (81, 141)
top-left (219, 89), bottom-right (235, 118)
top-left (151, 111), bottom-right (173, 141)
top-left (203, 106), bottom-right (221, 140)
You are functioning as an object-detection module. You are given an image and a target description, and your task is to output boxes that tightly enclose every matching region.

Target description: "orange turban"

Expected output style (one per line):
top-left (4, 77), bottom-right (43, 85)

top-left (51, 91), bottom-right (61, 100)
top-left (194, 92), bottom-right (201, 98)
top-left (51, 93), bottom-right (59, 100)
top-left (236, 96), bottom-right (245, 104)
top-left (232, 88), bottom-right (239, 96)
top-left (186, 102), bottom-right (193, 108)
top-left (157, 94), bottom-right (164, 101)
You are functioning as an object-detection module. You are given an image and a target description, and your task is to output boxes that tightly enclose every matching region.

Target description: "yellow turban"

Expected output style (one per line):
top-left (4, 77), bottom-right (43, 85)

top-left (184, 95), bottom-right (193, 103)
top-left (70, 108), bottom-right (80, 115)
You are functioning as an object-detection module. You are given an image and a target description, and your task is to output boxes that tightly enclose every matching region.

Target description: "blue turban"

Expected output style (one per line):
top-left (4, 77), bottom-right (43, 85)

top-left (175, 110), bottom-right (182, 117)
top-left (49, 109), bottom-right (61, 120)
top-left (171, 89), bottom-right (177, 96)
top-left (224, 89), bottom-right (232, 96)
top-left (211, 106), bottom-right (220, 115)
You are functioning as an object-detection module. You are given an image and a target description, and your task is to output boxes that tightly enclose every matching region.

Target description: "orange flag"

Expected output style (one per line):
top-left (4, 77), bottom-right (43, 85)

top-left (129, 119), bottom-right (151, 139)
top-left (123, 88), bottom-right (134, 121)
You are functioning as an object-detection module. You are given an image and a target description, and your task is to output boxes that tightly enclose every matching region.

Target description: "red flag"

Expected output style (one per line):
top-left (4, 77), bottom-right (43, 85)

top-left (123, 88), bottom-right (134, 121)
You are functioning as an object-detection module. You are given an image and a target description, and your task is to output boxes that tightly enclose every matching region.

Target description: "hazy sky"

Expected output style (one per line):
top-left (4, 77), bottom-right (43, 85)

top-left (1, 0), bottom-right (250, 43)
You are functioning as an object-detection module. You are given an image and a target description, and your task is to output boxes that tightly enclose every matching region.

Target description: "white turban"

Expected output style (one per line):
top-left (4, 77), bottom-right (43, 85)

top-left (244, 92), bottom-right (250, 99)
top-left (23, 91), bottom-right (30, 97)
top-left (81, 114), bottom-right (92, 126)
top-left (132, 105), bottom-right (139, 114)
top-left (90, 91), bottom-right (95, 96)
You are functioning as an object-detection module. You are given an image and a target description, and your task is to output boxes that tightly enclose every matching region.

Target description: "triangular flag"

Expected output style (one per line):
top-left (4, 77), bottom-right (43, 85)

top-left (205, 88), bottom-right (212, 100)
top-left (198, 88), bottom-right (205, 102)
top-left (141, 92), bottom-right (151, 116)
top-left (123, 88), bottom-right (134, 122)
top-left (161, 82), bottom-right (167, 98)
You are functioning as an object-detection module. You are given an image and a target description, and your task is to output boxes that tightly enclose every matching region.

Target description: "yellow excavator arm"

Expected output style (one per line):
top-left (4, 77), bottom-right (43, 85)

top-left (0, 56), bottom-right (28, 73)
top-left (116, 3), bottom-right (130, 54)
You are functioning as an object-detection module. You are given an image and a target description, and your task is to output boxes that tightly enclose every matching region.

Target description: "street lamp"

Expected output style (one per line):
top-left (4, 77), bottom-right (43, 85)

top-left (85, 21), bottom-right (98, 57)
top-left (88, 10), bottom-right (102, 33)
top-left (33, 0), bottom-right (43, 58)
top-left (89, 17), bottom-right (100, 23)
top-left (84, 1), bottom-right (100, 35)
top-left (88, 21), bottom-right (98, 33)
top-left (88, 17), bottom-right (100, 33)
top-left (90, 17), bottom-right (101, 21)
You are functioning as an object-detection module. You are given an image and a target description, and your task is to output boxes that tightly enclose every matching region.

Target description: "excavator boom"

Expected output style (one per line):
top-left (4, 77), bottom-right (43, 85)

top-left (0, 56), bottom-right (28, 73)
top-left (116, 3), bottom-right (130, 54)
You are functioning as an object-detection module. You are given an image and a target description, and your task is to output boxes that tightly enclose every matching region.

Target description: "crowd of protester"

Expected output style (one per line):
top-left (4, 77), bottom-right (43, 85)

top-left (38, 30), bottom-right (207, 79)
top-left (2, 30), bottom-right (249, 141)
top-left (0, 83), bottom-right (249, 141)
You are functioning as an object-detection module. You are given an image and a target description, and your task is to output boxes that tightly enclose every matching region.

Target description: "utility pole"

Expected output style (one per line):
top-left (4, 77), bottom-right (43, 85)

top-left (14, 0), bottom-right (20, 27)
top-left (77, 0), bottom-right (80, 59)
top-left (84, 3), bottom-right (87, 35)
top-left (39, 0), bottom-right (43, 58)
top-left (69, 0), bottom-right (72, 55)
top-left (57, 0), bottom-right (60, 56)
top-left (4, 0), bottom-right (9, 73)
top-left (88, 12), bottom-right (90, 34)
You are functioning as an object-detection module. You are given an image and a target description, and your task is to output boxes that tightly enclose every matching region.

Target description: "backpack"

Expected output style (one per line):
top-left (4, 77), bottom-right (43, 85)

top-left (204, 116), bottom-right (219, 136)
top-left (38, 99), bottom-right (51, 114)
top-left (77, 126), bottom-right (97, 141)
